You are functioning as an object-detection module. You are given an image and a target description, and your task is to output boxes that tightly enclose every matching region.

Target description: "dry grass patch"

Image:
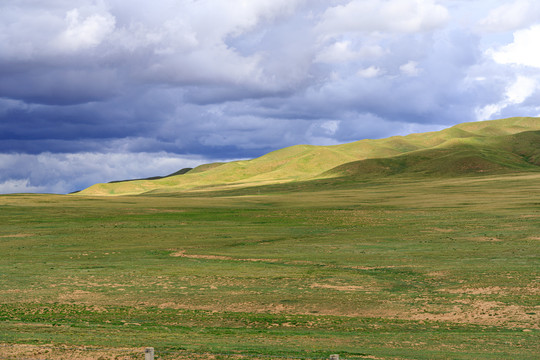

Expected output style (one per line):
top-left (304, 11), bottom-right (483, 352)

top-left (0, 344), bottom-right (145, 360)
top-left (439, 286), bottom-right (508, 295)
top-left (310, 283), bottom-right (366, 292)
top-left (426, 228), bottom-right (455, 233)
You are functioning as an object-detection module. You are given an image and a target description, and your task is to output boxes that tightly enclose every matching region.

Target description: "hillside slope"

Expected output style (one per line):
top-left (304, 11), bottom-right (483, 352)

top-left (78, 117), bottom-right (540, 195)
top-left (324, 130), bottom-right (540, 177)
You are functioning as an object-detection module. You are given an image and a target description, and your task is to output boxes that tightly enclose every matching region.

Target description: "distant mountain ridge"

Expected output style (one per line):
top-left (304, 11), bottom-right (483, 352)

top-left (78, 117), bottom-right (540, 195)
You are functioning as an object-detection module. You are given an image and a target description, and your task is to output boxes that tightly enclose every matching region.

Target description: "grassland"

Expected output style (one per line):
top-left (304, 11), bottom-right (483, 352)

top-left (1, 171), bottom-right (539, 359)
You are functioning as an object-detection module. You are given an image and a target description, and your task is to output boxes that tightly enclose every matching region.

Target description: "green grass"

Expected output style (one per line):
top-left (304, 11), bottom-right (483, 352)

top-left (1, 173), bottom-right (539, 359)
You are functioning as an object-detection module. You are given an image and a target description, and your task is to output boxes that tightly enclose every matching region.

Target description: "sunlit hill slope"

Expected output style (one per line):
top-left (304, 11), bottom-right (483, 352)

top-left (79, 117), bottom-right (540, 195)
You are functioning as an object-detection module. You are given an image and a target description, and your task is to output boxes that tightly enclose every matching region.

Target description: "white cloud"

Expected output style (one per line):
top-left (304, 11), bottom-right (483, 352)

top-left (400, 61), bottom-right (421, 76)
top-left (475, 103), bottom-right (502, 122)
top-left (318, 0), bottom-right (449, 35)
top-left (475, 76), bottom-right (537, 120)
top-left (0, 2), bottom-right (117, 59)
top-left (480, 0), bottom-right (540, 32)
top-left (321, 120), bottom-right (340, 135)
top-left (506, 76), bottom-right (537, 103)
top-left (111, 0), bottom-right (299, 88)
top-left (315, 41), bottom-right (386, 64)
top-left (315, 41), bottom-right (358, 63)
top-left (357, 66), bottom-right (383, 78)
top-left (490, 25), bottom-right (540, 68)
top-left (123, 0), bottom-right (305, 89)
top-left (55, 9), bottom-right (116, 52)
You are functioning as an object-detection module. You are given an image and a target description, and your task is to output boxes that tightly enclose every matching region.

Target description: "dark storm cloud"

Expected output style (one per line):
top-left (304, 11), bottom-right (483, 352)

top-left (1, 0), bottom-right (539, 194)
top-left (0, 66), bottom-right (121, 105)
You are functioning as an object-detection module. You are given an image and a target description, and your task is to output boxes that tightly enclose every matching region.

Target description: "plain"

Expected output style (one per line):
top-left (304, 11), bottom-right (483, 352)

top-left (1, 172), bottom-right (539, 359)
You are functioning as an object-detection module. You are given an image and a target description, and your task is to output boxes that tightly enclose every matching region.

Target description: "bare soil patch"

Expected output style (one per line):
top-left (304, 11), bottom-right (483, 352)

top-left (0, 233), bottom-right (34, 238)
top-left (57, 290), bottom-right (107, 303)
top-left (469, 236), bottom-right (503, 242)
top-left (410, 300), bottom-right (540, 329)
top-left (170, 250), bottom-right (411, 273)
top-left (310, 283), bottom-right (366, 292)
top-left (170, 250), bottom-right (279, 263)
top-left (428, 227), bottom-right (455, 233)
top-left (0, 344), bottom-right (142, 360)
top-left (0, 344), bottom-right (308, 360)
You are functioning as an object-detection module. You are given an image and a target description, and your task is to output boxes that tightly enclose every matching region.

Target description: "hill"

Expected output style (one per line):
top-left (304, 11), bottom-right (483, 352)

top-left (78, 117), bottom-right (540, 195)
top-left (325, 130), bottom-right (540, 177)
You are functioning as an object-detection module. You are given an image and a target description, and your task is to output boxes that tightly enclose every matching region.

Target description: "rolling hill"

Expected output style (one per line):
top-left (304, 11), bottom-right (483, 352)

top-left (325, 129), bottom-right (540, 178)
top-left (78, 117), bottom-right (540, 195)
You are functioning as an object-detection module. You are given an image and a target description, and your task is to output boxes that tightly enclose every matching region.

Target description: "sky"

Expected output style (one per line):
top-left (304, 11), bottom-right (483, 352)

top-left (1, 0), bottom-right (539, 194)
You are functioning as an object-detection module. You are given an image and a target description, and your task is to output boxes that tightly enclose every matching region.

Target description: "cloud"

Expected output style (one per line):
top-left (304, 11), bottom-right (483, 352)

top-left (400, 61), bottom-right (421, 76)
top-left (475, 75), bottom-right (538, 120)
top-left (490, 25), bottom-right (540, 68)
top-left (0, 68), bottom-right (121, 105)
top-left (316, 41), bottom-right (386, 64)
top-left (317, 0), bottom-right (449, 35)
top-left (55, 9), bottom-right (116, 52)
top-left (0, 179), bottom-right (48, 194)
top-left (506, 76), bottom-right (537, 104)
top-left (0, 152), bottom-right (215, 194)
top-left (480, 0), bottom-right (540, 32)
top-left (357, 66), bottom-right (383, 78)
top-left (333, 113), bottom-right (447, 142)
top-left (477, 22), bottom-right (540, 119)
top-left (0, 0), bottom-right (306, 105)
top-left (281, 28), bottom-right (485, 127)
top-left (315, 41), bottom-right (360, 64)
